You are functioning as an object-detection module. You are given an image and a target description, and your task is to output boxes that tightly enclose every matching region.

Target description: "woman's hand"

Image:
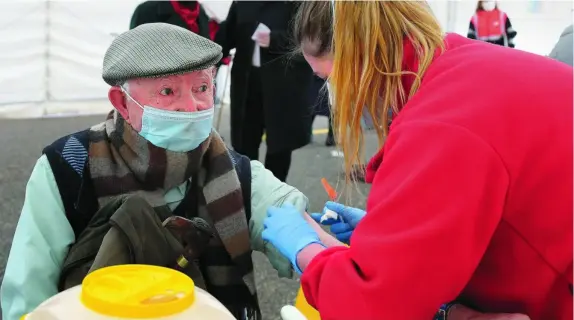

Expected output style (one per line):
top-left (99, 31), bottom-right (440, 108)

top-left (263, 204), bottom-right (325, 273)
top-left (310, 201), bottom-right (366, 244)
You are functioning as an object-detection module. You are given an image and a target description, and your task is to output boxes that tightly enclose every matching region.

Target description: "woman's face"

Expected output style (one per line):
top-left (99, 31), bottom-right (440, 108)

top-left (303, 51), bottom-right (334, 80)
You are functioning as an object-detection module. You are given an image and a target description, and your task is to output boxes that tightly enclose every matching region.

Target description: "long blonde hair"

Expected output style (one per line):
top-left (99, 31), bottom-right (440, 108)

top-left (295, 1), bottom-right (444, 185)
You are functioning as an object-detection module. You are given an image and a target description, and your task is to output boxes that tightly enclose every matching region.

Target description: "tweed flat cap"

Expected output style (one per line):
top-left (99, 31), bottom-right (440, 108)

top-left (102, 23), bottom-right (223, 86)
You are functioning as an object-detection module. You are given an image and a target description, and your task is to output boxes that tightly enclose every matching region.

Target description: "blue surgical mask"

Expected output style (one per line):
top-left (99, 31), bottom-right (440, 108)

top-left (121, 87), bottom-right (214, 152)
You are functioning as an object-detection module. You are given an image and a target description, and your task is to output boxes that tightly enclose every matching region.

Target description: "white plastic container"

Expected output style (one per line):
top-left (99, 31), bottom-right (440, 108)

top-left (21, 265), bottom-right (237, 320)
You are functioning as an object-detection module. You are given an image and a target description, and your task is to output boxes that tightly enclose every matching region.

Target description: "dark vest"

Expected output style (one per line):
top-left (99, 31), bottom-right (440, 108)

top-left (42, 129), bottom-right (252, 239)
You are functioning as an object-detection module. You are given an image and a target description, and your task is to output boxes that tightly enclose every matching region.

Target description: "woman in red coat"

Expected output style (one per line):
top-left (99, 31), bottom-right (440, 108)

top-left (467, 1), bottom-right (517, 47)
top-left (262, 1), bottom-right (573, 320)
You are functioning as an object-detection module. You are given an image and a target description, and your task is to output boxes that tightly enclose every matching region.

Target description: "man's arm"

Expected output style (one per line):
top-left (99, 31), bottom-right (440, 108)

top-left (504, 16), bottom-right (517, 48)
top-left (1, 155), bottom-right (75, 320)
top-left (248, 160), bottom-right (309, 279)
top-left (467, 21), bottom-right (477, 40)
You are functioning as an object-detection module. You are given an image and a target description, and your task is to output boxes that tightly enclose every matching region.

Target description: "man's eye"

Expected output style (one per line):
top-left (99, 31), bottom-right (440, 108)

top-left (198, 84), bottom-right (209, 93)
top-left (160, 88), bottom-right (173, 95)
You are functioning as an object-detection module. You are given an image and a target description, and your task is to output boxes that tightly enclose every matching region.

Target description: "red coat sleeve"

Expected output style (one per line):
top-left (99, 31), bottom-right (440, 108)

top-left (301, 121), bottom-right (509, 320)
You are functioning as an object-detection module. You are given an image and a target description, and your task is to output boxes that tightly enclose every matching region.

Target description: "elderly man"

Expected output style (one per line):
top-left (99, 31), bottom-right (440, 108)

top-left (0, 23), bottom-right (306, 320)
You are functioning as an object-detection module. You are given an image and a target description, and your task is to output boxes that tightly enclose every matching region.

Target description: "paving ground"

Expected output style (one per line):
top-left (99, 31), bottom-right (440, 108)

top-left (0, 107), bottom-right (378, 319)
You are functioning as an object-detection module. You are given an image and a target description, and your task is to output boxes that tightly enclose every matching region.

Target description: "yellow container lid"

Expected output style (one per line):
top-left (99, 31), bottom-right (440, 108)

top-left (81, 265), bottom-right (195, 319)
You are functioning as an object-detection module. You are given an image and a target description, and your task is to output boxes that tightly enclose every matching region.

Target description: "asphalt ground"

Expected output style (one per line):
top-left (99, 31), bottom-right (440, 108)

top-left (0, 107), bottom-right (378, 319)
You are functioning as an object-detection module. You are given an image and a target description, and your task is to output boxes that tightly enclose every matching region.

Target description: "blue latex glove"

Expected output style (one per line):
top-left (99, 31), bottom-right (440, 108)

top-left (262, 204), bottom-right (323, 274)
top-left (310, 201), bottom-right (367, 244)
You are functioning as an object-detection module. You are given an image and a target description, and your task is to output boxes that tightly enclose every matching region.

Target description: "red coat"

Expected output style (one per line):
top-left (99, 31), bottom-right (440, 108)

top-left (301, 34), bottom-right (573, 320)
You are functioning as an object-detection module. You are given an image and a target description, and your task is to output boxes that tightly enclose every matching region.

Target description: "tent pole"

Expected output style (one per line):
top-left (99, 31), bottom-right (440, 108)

top-left (43, 0), bottom-right (51, 114)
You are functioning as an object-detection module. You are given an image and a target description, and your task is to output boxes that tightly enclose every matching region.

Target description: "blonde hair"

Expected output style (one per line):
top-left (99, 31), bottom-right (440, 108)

top-left (295, 1), bottom-right (444, 185)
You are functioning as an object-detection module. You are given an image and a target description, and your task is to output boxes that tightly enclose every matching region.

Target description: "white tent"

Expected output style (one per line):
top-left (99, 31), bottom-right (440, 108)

top-left (0, 0), bottom-right (571, 118)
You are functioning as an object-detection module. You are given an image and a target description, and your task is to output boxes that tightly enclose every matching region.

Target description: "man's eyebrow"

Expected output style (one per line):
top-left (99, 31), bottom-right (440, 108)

top-left (156, 76), bottom-right (182, 85)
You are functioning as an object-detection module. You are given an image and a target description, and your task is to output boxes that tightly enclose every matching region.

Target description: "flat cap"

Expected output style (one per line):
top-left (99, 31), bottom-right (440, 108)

top-left (102, 23), bottom-right (223, 86)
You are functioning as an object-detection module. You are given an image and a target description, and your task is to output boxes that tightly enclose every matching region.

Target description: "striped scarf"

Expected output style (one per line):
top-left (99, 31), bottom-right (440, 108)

top-left (88, 111), bottom-right (260, 319)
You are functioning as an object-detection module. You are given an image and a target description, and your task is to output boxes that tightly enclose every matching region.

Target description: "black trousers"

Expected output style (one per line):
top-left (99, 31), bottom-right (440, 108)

top-left (233, 67), bottom-right (292, 182)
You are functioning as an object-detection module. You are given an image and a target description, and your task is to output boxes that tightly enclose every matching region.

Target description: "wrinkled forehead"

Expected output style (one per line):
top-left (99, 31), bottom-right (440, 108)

top-left (125, 69), bottom-right (214, 89)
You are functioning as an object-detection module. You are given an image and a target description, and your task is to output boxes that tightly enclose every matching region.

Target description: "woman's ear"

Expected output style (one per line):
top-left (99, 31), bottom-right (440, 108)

top-left (108, 86), bottom-right (129, 120)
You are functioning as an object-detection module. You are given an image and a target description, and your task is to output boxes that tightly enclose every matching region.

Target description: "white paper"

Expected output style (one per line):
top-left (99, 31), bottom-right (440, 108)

top-left (252, 23), bottom-right (271, 41)
top-left (320, 208), bottom-right (339, 223)
top-left (251, 23), bottom-right (271, 67)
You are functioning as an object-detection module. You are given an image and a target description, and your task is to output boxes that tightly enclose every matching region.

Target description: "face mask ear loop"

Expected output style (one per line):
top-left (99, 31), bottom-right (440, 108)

top-left (120, 85), bottom-right (145, 110)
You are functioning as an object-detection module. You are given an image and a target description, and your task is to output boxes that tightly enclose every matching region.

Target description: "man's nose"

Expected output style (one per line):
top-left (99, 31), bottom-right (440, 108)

top-left (174, 102), bottom-right (198, 112)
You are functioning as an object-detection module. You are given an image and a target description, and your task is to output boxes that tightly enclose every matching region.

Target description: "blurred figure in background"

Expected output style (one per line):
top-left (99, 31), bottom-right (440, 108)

top-left (467, 1), bottom-right (517, 47)
top-left (130, 1), bottom-right (211, 37)
top-left (215, 1), bottom-right (316, 182)
top-left (549, 24), bottom-right (573, 66)
top-left (129, 0), bottom-right (231, 65)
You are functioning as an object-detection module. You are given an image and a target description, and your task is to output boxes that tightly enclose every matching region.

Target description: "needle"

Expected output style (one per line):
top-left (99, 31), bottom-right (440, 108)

top-left (320, 178), bottom-right (339, 223)
top-left (320, 178), bottom-right (337, 201)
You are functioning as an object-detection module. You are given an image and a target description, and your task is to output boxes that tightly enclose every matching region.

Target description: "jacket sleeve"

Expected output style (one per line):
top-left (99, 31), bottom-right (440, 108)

top-left (249, 160), bottom-right (308, 279)
top-left (301, 121), bottom-right (509, 319)
top-left (467, 21), bottom-right (477, 39)
top-left (214, 1), bottom-right (237, 60)
top-left (505, 16), bottom-right (517, 47)
top-left (0, 155), bottom-right (75, 320)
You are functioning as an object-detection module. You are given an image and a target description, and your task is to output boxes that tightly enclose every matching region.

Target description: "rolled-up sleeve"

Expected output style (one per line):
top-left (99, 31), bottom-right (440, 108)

top-left (1, 155), bottom-right (75, 320)
top-left (249, 160), bottom-right (309, 278)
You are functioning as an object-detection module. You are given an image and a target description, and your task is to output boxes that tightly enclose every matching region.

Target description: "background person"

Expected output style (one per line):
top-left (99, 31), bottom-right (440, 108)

top-left (130, 1), bottom-right (211, 37)
top-left (129, 0), bottom-right (232, 66)
top-left (214, 1), bottom-right (317, 182)
top-left (467, 0), bottom-right (517, 47)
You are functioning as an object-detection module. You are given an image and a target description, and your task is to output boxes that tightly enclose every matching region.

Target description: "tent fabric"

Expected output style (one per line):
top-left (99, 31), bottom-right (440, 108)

top-left (0, 1), bottom-right (571, 118)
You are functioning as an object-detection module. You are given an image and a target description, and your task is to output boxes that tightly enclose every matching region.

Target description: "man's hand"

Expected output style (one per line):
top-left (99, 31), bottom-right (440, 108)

top-left (255, 32), bottom-right (270, 48)
top-left (448, 304), bottom-right (531, 320)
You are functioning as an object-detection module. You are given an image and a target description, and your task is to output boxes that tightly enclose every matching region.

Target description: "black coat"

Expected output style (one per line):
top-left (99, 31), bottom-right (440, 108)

top-left (215, 1), bottom-right (315, 153)
top-left (129, 0), bottom-right (211, 39)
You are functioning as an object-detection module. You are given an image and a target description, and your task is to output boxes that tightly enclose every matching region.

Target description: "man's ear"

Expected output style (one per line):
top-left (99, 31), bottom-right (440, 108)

top-left (108, 86), bottom-right (129, 120)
